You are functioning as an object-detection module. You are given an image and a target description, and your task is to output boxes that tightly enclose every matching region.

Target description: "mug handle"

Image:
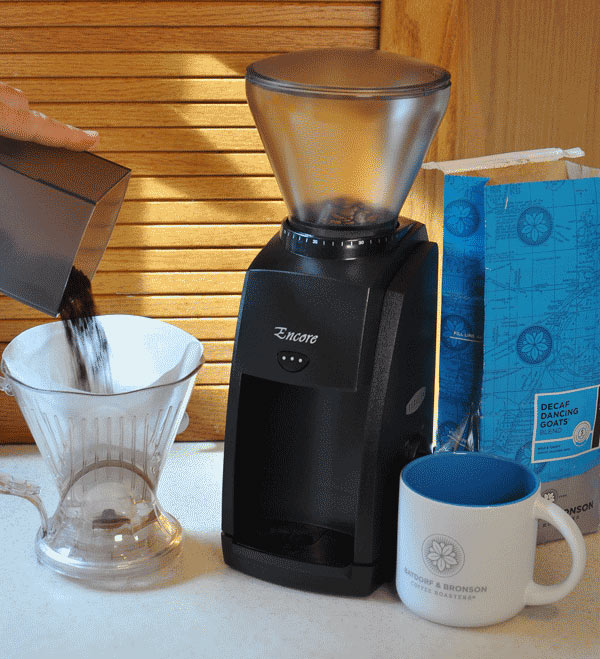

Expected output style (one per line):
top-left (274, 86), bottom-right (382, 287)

top-left (524, 495), bottom-right (587, 606)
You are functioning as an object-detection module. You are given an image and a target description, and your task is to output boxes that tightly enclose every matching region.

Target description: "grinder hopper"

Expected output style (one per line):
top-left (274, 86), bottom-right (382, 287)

top-left (246, 48), bottom-right (450, 230)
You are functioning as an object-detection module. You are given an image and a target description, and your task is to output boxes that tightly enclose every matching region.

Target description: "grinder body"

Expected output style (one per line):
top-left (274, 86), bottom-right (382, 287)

top-left (221, 220), bottom-right (437, 595)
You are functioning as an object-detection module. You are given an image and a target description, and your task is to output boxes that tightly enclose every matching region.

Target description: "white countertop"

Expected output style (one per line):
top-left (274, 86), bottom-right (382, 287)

top-left (0, 443), bottom-right (598, 659)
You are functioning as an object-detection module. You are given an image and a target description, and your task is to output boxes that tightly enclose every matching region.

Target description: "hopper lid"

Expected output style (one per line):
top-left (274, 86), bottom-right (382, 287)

top-left (246, 48), bottom-right (451, 99)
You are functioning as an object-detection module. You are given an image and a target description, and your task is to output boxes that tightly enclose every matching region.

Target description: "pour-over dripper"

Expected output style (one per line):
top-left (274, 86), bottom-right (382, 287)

top-left (0, 315), bottom-right (204, 583)
top-left (246, 49), bottom-right (450, 232)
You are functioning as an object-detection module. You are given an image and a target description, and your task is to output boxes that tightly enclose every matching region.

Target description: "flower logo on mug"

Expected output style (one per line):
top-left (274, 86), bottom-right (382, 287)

top-left (422, 534), bottom-right (465, 577)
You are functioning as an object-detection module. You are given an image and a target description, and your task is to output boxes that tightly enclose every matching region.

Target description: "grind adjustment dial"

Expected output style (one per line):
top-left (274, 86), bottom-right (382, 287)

top-left (280, 219), bottom-right (413, 259)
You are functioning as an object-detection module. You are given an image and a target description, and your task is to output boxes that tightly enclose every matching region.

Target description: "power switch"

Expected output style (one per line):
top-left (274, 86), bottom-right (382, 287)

top-left (277, 351), bottom-right (309, 373)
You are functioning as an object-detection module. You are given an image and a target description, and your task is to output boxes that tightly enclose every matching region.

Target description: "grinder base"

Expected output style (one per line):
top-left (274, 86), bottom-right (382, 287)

top-left (222, 532), bottom-right (385, 596)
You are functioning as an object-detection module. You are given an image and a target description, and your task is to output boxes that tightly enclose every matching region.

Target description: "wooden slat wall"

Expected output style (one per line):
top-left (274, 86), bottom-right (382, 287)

top-left (0, 0), bottom-right (380, 443)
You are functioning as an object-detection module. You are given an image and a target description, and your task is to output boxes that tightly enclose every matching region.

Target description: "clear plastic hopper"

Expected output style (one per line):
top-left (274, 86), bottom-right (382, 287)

top-left (246, 49), bottom-right (450, 231)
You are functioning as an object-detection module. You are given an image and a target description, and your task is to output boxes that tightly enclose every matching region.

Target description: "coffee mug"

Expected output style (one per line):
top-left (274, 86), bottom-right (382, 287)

top-left (396, 452), bottom-right (586, 627)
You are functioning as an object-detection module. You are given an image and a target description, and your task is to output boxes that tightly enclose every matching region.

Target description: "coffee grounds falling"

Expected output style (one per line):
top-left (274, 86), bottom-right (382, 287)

top-left (59, 267), bottom-right (113, 393)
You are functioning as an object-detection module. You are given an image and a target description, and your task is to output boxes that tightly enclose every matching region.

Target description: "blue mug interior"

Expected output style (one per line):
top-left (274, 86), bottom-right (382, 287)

top-left (402, 452), bottom-right (539, 506)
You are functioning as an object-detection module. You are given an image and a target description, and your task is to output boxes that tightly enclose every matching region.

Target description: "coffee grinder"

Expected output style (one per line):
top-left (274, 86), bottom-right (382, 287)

top-left (222, 49), bottom-right (450, 595)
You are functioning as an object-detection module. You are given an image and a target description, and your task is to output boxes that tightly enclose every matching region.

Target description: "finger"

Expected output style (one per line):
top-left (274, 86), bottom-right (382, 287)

top-left (29, 110), bottom-right (100, 150)
top-left (0, 103), bottom-right (99, 151)
top-left (0, 81), bottom-right (29, 111)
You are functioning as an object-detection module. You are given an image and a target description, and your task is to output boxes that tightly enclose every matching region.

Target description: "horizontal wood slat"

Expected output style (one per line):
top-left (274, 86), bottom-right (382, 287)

top-left (0, 295), bottom-right (241, 319)
top-left (99, 128), bottom-right (264, 152)
top-left (90, 271), bottom-right (247, 294)
top-left (109, 224), bottom-right (277, 248)
top-left (97, 153), bottom-right (273, 176)
top-left (125, 177), bottom-right (280, 200)
top-left (36, 104), bottom-right (255, 128)
top-left (98, 248), bottom-right (259, 271)
top-left (0, 318), bottom-right (238, 343)
top-left (0, 2), bottom-right (378, 27)
top-left (202, 341), bottom-right (234, 363)
top-left (0, 385), bottom-right (229, 443)
top-left (0, 28), bottom-right (377, 52)
top-left (16, 79), bottom-right (247, 102)
top-left (0, 53), bottom-right (269, 78)
top-left (117, 200), bottom-right (287, 223)
top-left (0, 0), bottom-right (369, 2)
top-left (203, 341), bottom-right (233, 362)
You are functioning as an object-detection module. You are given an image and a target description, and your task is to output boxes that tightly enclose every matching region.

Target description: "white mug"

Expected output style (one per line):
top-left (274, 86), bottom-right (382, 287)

top-left (396, 452), bottom-right (586, 627)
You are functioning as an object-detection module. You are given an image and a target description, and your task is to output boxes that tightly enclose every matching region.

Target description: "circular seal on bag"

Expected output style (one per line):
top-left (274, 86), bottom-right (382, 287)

top-left (444, 199), bottom-right (480, 237)
top-left (516, 325), bottom-right (552, 364)
top-left (517, 206), bottom-right (553, 245)
top-left (573, 421), bottom-right (591, 445)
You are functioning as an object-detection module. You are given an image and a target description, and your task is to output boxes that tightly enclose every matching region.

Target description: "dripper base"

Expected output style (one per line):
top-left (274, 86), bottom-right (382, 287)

top-left (34, 509), bottom-right (182, 584)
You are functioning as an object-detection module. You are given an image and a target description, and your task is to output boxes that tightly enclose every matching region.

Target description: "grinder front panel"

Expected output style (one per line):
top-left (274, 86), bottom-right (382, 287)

top-left (223, 266), bottom-right (379, 587)
top-left (234, 269), bottom-right (370, 391)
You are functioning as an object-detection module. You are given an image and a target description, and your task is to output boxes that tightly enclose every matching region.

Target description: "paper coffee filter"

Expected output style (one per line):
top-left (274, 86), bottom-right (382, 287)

top-left (1, 315), bottom-right (204, 393)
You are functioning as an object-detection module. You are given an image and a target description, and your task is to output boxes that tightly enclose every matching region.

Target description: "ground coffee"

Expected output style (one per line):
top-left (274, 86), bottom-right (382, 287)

top-left (59, 267), bottom-right (113, 393)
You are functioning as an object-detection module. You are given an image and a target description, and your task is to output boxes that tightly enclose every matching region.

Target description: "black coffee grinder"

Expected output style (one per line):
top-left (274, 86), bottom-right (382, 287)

top-left (222, 49), bottom-right (450, 595)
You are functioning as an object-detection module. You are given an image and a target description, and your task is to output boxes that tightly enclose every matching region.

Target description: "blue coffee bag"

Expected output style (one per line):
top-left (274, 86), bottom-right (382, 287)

top-left (438, 160), bottom-right (600, 541)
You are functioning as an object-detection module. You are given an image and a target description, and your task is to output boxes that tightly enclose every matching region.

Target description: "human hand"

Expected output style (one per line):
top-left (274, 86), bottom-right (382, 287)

top-left (0, 82), bottom-right (99, 151)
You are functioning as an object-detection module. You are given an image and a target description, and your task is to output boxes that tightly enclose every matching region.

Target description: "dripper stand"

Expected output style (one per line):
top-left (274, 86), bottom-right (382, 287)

top-left (1, 460), bottom-right (182, 584)
top-left (35, 460), bottom-right (182, 583)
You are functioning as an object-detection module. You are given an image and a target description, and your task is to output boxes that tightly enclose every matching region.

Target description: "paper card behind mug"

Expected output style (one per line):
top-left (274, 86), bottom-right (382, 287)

top-left (402, 149), bottom-right (600, 543)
